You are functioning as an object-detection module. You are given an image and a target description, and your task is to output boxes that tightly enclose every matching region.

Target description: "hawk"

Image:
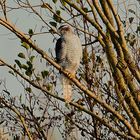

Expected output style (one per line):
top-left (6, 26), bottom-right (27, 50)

top-left (55, 25), bottom-right (82, 103)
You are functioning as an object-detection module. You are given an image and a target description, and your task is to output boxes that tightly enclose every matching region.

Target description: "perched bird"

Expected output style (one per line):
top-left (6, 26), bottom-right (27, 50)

top-left (55, 25), bottom-right (82, 103)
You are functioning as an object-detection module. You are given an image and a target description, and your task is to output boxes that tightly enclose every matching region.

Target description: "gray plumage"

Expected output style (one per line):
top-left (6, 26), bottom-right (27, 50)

top-left (55, 25), bottom-right (82, 103)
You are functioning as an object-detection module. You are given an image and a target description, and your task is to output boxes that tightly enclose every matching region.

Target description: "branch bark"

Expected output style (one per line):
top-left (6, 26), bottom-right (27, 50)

top-left (0, 18), bottom-right (140, 138)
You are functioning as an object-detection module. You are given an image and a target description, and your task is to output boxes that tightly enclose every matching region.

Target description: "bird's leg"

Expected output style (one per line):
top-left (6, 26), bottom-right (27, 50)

top-left (65, 69), bottom-right (75, 79)
top-left (59, 67), bottom-right (74, 78)
top-left (59, 66), bottom-right (63, 74)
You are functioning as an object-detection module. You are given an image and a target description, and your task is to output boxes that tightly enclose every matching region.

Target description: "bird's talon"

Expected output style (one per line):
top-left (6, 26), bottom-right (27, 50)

top-left (66, 71), bottom-right (75, 79)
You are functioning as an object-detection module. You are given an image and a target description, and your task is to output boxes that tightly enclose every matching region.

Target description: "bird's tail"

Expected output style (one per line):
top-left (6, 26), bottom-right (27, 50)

top-left (61, 75), bottom-right (72, 103)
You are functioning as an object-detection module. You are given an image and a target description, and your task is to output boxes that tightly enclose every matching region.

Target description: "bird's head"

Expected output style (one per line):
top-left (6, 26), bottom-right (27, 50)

top-left (58, 24), bottom-right (73, 35)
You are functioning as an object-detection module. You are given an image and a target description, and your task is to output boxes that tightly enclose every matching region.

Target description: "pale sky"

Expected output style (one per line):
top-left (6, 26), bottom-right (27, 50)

top-left (0, 1), bottom-right (59, 139)
top-left (0, 0), bottom-right (55, 94)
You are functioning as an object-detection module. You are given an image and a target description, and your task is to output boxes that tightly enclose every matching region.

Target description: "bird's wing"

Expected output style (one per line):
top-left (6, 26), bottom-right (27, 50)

top-left (55, 38), bottom-right (66, 63)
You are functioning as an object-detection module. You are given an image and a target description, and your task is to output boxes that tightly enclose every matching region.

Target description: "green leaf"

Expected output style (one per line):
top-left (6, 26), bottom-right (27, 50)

top-left (56, 10), bottom-right (60, 15)
top-left (29, 56), bottom-right (35, 62)
top-left (49, 21), bottom-right (57, 27)
top-left (96, 56), bottom-right (102, 63)
top-left (3, 90), bottom-right (10, 95)
top-left (136, 25), bottom-right (140, 33)
top-left (25, 87), bottom-right (32, 93)
top-left (36, 76), bottom-right (41, 81)
top-left (41, 70), bottom-right (49, 78)
top-left (60, 0), bottom-right (67, 6)
top-left (121, 20), bottom-right (126, 27)
top-left (0, 120), bottom-right (5, 125)
top-left (25, 69), bottom-right (32, 77)
top-left (9, 70), bottom-right (14, 75)
top-left (76, 0), bottom-right (80, 3)
top-left (26, 61), bottom-right (33, 69)
top-left (19, 94), bottom-right (22, 102)
top-left (129, 17), bottom-right (134, 24)
top-left (13, 64), bottom-right (16, 68)
top-left (28, 29), bottom-right (33, 36)
top-left (128, 9), bottom-right (135, 14)
top-left (53, 10), bottom-right (61, 23)
top-left (21, 42), bottom-right (30, 49)
top-left (83, 7), bottom-right (88, 13)
top-left (15, 59), bottom-right (22, 68)
top-left (52, 0), bottom-right (57, 3)
top-left (21, 64), bottom-right (28, 70)
top-left (18, 52), bottom-right (26, 59)
top-left (46, 84), bottom-right (52, 91)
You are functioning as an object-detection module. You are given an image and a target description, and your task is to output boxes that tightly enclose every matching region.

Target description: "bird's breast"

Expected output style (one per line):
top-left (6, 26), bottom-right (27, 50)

top-left (65, 38), bottom-right (81, 59)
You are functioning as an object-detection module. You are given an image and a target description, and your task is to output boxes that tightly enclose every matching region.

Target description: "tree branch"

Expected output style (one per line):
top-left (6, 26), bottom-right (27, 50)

top-left (0, 18), bottom-right (139, 139)
top-left (0, 97), bottom-right (33, 140)
top-left (0, 58), bottom-right (135, 139)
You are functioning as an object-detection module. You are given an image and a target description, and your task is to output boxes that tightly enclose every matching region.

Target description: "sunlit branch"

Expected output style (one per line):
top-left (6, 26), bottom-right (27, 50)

top-left (0, 58), bottom-right (135, 139)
